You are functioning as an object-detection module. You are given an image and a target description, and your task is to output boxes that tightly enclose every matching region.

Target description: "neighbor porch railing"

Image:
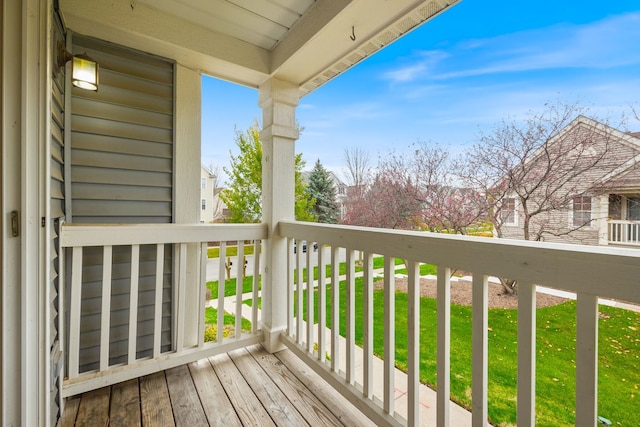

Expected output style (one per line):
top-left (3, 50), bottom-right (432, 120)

top-left (277, 221), bottom-right (640, 427)
top-left (59, 223), bottom-right (266, 397)
top-left (608, 219), bottom-right (640, 246)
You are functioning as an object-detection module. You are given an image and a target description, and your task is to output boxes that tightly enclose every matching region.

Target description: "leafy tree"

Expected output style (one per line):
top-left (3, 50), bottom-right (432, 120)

top-left (221, 122), bottom-right (315, 223)
top-left (307, 159), bottom-right (340, 223)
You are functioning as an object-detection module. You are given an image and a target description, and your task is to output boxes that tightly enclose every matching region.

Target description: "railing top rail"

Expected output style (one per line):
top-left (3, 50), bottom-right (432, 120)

top-left (279, 221), bottom-right (640, 304)
top-left (60, 223), bottom-right (268, 247)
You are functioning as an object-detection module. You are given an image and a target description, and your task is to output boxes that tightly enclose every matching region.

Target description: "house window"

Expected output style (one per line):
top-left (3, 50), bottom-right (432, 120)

top-left (201, 199), bottom-right (206, 210)
top-left (201, 177), bottom-right (207, 189)
top-left (628, 196), bottom-right (640, 221)
top-left (501, 198), bottom-right (517, 225)
top-left (572, 196), bottom-right (592, 226)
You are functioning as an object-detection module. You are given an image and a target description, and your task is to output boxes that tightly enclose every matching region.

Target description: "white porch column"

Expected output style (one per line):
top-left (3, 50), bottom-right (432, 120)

top-left (259, 78), bottom-right (299, 353)
top-left (595, 194), bottom-right (609, 245)
top-left (174, 64), bottom-right (201, 347)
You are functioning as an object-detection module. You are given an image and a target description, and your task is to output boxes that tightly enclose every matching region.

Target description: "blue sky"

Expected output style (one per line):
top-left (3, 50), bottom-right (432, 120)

top-left (201, 0), bottom-right (640, 182)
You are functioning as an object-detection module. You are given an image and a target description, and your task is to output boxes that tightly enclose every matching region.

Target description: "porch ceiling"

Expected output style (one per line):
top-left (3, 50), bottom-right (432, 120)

top-left (59, 0), bottom-right (459, 96)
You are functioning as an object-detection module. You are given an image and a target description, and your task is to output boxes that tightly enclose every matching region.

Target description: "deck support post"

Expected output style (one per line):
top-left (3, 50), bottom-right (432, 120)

top-left (174, 64), bottom-right (202, 348)
top-left (259, 78), bottom-right (299, 353)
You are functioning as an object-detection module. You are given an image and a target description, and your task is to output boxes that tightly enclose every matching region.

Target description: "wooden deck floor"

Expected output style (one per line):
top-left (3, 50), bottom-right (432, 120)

top-left (60, 344), bottom-right (376, 426)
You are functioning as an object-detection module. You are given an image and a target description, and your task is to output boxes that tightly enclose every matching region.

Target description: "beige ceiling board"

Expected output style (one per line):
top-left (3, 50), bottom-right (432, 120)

top-left (60, 0), bottom-right (271, 87)
top-left (59, 0), bottom-right (459, 94)
top-left (227, 0), bottom-right (313, 29)
top-left (136, 0), bottom-right (291, 49)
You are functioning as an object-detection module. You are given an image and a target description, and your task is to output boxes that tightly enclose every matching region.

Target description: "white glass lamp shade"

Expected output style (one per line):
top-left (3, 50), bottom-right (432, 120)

top-left (72, 55), bottom-right (99, 91)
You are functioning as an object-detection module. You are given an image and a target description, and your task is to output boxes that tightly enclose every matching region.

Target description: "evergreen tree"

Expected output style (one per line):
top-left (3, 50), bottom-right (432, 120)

top-left (307, 159), bottom-right (340, 224)
top-left (221, 122), bottom-right (315, 222)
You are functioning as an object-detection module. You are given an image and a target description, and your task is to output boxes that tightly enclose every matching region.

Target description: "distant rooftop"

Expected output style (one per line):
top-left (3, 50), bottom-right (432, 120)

top-left (627, 131), bottom-right (640, 138)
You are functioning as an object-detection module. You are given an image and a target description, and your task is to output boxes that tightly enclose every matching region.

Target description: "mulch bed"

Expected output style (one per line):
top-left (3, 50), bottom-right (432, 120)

top-left (375, 277), bottom-right (569, 309)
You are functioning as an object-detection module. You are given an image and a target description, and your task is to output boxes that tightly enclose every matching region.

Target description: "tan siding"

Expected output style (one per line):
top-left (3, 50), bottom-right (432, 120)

top-left (503, 120), bottom-right (640, 245)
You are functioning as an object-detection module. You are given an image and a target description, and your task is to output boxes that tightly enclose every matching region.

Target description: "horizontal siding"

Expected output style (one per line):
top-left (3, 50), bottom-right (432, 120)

top-left (51, 14), bottom-right (65, 425)
top-left (72, 149), bottom-right (172, 173)
top-left (73, 37), bottom-right (173, 86)
top-left (71, 97), bottom-right (173, 130)
top-left (71, 133), bottom-right (172, 159)
top-left (72, 200), bottom-right (172, 217)
top-left (72, 166), bottom-right (172, 188)
top-left (72, 183), bottom-right (171, 202)
top-left (70, 35), bottom-right (175, 373)
top-left (71, 115), bottom-right (173, 144)
top-left (72, 83), bottom-right (173, 115)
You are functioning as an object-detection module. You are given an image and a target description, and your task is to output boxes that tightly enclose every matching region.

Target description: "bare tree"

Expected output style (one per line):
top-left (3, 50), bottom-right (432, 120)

top-left (408, 142), bottom-right (487, 234)
top-left (457, 101), bottom-right (625, 292)
top-left (343, 142), bottom-right (487, 235)
top-left (343, 146), bottom-right (371, 189)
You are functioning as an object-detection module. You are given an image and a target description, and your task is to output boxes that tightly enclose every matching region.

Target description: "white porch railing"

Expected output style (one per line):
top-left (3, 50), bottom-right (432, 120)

top-left (608, 219), bottom-right (640, 246)
top-left (277, 221), bottom-right (640, 427)
top-left (59, 223), bottom-right (266, 397)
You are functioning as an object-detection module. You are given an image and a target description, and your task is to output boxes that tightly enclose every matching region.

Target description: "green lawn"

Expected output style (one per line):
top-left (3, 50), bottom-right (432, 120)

top-left (295, 277), bottom-right (640, 426)
top-left (206, 255), bottom-right (640, 425)
top-left (207, 244), bottom-right (256, 258)
top-left (206, 276), bottom-right (260, 299)
top-left (203, 307), bottom-right (252, 341)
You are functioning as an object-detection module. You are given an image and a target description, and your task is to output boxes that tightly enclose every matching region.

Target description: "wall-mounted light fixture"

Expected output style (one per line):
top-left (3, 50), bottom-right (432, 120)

top-left (57, 41), bottom-right (99, 91)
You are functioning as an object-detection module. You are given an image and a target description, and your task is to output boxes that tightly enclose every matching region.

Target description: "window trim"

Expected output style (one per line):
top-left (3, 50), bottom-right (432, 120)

top-left (501, 197), bottom-right (518, 226)
top-left (571, 195), bottom-right (592, 228)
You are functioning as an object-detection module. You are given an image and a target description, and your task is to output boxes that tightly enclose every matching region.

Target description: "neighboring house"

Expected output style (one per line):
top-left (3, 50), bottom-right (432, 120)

top-left (201, 165), bottom-right (230, 222)
top-left (500, 116), bottom-right (640, 247)
top-left (200, 165), bottom-right (216, 222)
top-left (331, 171), bottom-right (349, 219)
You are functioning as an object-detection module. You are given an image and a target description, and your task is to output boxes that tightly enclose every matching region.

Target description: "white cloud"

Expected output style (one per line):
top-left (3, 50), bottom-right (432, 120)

top-left (382, 12), bottom-right (640, 84)
top-left (381, 50), bottom-right (450, 84)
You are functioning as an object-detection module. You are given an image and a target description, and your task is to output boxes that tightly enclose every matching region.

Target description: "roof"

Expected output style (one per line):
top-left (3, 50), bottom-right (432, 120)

top-left (59, 0), bottom-right (460, 96)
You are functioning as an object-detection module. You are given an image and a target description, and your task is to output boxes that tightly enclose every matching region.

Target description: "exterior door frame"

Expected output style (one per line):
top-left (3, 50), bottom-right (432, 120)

top-left (2, 0), bottom-right (51, 425)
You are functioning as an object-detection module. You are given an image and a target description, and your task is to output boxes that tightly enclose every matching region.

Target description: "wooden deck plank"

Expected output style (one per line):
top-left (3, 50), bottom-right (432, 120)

top-left (247, 345), bottom-right (343, 427)
top-left (59, 396), bottom-right (80, 427)
top-left (61, 346), bottom-right (378, 427)
top-left (276, 348), bottom-right (377, 427)
top-left (74, 387), bottom-right (110, 427)
top-left (110, 378), bottom-right (141, 427)
top-left (165, 364), bottom-right (209, 426)
top-left (228, 347), bottom-right (310, 426)
top-left (188, 358), bottom-right (242, 427)
top-left (140, 371), bottom-right (175, 427)
top-left (210, 352), bottom-right (277, 426)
